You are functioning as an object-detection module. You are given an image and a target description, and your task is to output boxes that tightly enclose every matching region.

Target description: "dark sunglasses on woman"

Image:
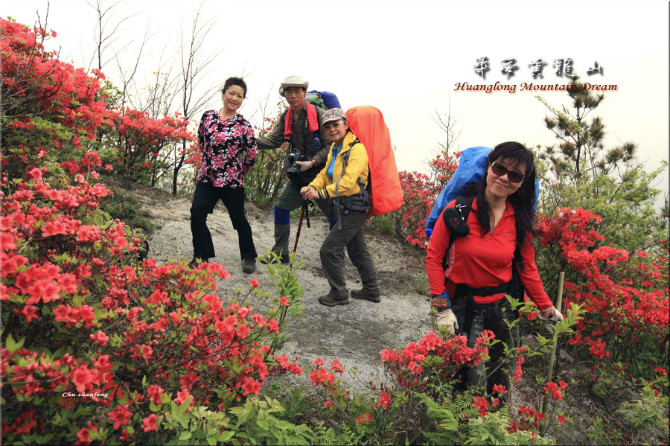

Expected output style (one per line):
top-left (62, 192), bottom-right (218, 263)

top-left (491, 161), bottom-right (525, 184)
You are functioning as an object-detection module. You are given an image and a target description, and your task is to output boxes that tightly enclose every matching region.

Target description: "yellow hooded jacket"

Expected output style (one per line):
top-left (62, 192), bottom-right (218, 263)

top-left (308, 131), bottom-right (369, 200)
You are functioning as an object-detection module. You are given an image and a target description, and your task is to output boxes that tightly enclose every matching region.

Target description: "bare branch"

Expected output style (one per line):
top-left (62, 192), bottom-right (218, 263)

top-left (432, 99), bottom-right (460, 154)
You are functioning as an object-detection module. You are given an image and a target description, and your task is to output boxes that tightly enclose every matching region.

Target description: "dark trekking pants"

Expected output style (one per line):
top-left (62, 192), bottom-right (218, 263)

top-left (190, 181), bottom-right (257, 261)
top-left (273, 179), bottom-right (331, 257)
top-left (452, 296), bottom-right (518, 395)
top-left (319, 211), bottom-right (379, 299)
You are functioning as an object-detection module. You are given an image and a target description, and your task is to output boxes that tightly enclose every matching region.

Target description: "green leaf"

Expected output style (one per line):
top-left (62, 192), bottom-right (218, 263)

top-left (217, 431), bottom-right (235, 442)
top-left (256, 417), bottom-right (269, 430)
top-left (177, 396), bottom-right (193, 415)
top-left (274, 420), bottom-right (292, 430)
top-left (178, 431), bottom-right (192, 440)
top-left (5, 334), bottom-right (25, 353)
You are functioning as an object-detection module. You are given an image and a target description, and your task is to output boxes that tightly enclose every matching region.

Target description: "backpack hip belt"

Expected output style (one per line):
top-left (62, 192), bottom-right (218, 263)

top-left (453, 279), bottom-right (515, 300)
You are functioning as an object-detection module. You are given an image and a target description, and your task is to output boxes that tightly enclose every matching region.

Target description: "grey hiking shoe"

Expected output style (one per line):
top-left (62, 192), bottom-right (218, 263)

top-left (318, 293), bottom-right (350, 307)
top-left (242, 258), bottom-right (256, 274)
top-left (350, 289), bottom-right (381, 303)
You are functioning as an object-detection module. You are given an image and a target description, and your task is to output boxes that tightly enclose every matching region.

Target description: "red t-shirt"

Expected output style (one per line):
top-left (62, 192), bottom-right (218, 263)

top-left (425, 197), bottom-right (552, 309)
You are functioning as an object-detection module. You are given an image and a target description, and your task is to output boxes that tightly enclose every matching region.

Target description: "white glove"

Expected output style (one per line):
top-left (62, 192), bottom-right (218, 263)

top-left (538, 306), bottom-right (564, 322)
top-left (436, 309), bottom-right (459, 337)
top-left (295, 160), bottom-right (312, 172)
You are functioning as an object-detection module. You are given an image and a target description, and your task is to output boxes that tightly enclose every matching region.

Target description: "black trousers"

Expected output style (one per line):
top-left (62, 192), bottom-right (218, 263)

top-left (190, 182), bottom-right (257, 261)
top-left (452, 296), bottom-right (518, 395)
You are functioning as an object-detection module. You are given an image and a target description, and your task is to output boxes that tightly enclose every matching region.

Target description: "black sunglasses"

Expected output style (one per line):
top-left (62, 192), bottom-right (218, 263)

top-left (490, 161), bottom-right (525, 184)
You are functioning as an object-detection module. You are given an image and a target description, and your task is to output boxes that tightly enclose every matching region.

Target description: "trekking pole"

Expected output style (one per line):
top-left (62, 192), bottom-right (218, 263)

top-left (291, 201), bottom-right (311, 270)
top-left (540, 271), bottom-right (565, 436)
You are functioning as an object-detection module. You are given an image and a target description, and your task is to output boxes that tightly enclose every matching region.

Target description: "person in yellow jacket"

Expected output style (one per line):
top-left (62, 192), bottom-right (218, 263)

top-left (301, 108), bottom-right (381, 306)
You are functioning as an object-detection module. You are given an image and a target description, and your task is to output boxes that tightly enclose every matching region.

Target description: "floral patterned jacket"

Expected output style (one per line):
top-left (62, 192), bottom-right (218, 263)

top-left (196, 111), bottom-right (257, 188)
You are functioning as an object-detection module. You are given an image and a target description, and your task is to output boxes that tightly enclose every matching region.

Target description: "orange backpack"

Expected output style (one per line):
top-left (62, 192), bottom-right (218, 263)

top-left (345, 106), bottom-right (404, 217)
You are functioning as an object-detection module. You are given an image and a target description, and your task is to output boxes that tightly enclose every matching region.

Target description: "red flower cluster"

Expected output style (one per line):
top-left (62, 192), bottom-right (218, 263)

top-left (308, 358), bottom-right (350, 402)
top-left (388, 151), bottom-right (458, 248)
top-left (378, 391), bottom-right (392, 409)
top-left (380, 332), bottom-right (488, 391)
top-left (0, 17), bottom-right (302, 445)
top-left (472, 396), bottom-right (489, 417)
top-left (543, 380), bottom-right (568, 402)
top-left (537, 208), bottom-right (668, 363)
top-left (508, 406), bottom-right (547, 433)
top-left (355, 413), bottom-right (374, 424)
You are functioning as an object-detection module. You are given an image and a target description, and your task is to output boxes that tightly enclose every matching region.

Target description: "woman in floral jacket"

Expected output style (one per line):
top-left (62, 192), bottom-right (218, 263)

top-left (190, 77), bottom-right (258, 274)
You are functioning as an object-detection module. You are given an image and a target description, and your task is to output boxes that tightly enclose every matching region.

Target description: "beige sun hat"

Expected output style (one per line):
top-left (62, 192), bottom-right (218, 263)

top-left (278, 75), bottom-right (309, 97)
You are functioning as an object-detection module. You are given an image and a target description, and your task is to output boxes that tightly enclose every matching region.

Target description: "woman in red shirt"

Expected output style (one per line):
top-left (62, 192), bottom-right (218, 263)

top-left (425, 142), bottom-right (562, 395)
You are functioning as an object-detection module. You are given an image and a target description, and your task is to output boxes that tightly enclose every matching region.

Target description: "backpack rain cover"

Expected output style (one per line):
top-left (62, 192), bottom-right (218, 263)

top-left (346, 106), bottom-right (403, 217)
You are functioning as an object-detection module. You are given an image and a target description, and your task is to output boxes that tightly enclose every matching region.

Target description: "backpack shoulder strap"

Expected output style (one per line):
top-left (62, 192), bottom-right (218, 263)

top-left (442, 195), bottom-right (473, 242)
top-left (341, 138), bottom-right (360, 168)
top-left (439, 195), bottom-right (473, 272)
top-left (513, 238), bottom-right (525, 273)
top-left (334, 138), bottom-right (360, 196)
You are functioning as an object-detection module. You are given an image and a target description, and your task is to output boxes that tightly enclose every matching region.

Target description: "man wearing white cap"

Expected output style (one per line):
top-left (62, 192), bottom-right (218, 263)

top-left (256, 75), bottom-right (331, 263)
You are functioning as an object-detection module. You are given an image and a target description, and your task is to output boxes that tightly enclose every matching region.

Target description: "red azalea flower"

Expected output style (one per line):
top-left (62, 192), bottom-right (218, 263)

top-left (175, 389), bottom-right (192, 406)
top-left (147, 385), bottom-right (165, 404)
top-left (241, 377), bottom-right (261, 396)
top-left (473, 396), bottom-right (489, 417)
top-left (355, 413), bottom-right (373, 424)
top-left (492, 384), bottom-right (507, 395)
top-left (72, 366), bottom-right (93, 393)
top-left (74, 428), bottom-right (91, 445)
top-left (108, 404), bottom-right (132, 430)
top-left (90, 330), bottom-right (109, 346)
top-left (378, 391), bottom-right (391, 409)
top-left (142, 414), bottom-right (158, 432)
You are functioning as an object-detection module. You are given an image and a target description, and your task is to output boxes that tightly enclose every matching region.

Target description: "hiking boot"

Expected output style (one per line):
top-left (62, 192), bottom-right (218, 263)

top-left (318, 293), bottom-right (350, 307)
top-left (350, 289), bottom-right (381, 303)
top-left (242, 258), bottom-right (256, 274)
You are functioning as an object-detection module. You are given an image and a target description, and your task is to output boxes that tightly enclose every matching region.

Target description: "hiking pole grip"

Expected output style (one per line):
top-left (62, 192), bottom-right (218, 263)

top-left (540, 271), bottom-right (565, 436)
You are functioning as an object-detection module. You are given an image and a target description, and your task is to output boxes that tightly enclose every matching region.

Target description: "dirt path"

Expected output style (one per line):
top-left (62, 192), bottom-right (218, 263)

top-left (133, 184), bottom-right (432, 393)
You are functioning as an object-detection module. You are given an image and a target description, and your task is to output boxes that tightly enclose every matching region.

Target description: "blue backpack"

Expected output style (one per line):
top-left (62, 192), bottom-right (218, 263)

top-left (306, 90), bottom-right (342, 110)
top-left (425, 146), bottom-right (539, 238)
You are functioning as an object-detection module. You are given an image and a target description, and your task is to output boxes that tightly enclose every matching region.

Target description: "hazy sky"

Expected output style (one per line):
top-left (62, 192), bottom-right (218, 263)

top-left (5, 0), bottom-right (669, 203)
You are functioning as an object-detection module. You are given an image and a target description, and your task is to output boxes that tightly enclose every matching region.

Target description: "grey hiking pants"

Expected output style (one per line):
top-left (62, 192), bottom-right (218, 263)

top-left (320, 211), bottom-right (379, 299)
